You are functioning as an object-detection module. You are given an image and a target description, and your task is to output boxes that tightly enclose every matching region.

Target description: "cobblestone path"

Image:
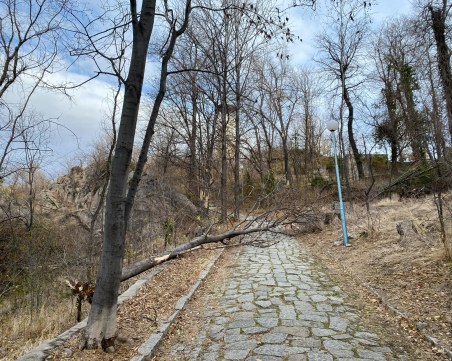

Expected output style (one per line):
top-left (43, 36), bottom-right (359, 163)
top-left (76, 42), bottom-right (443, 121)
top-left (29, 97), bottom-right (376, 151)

top-left (171, 233), bottom-right (402, 361)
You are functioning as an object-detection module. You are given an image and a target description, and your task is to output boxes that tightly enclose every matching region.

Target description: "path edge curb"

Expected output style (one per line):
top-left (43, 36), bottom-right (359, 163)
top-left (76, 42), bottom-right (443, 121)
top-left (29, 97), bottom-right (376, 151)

top-left (130, 249), bottom-right (223, 361)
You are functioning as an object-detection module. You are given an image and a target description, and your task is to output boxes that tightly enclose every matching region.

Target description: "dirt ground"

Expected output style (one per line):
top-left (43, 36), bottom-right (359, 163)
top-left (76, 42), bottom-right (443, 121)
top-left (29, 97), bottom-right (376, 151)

top-left (299, 196), bottom-right (452, 360)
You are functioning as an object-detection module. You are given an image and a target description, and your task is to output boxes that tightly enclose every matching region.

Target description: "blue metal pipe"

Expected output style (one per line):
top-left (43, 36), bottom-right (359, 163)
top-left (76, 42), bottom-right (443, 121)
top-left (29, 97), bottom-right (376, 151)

top-left (331, 131), bottom-right (349, 246)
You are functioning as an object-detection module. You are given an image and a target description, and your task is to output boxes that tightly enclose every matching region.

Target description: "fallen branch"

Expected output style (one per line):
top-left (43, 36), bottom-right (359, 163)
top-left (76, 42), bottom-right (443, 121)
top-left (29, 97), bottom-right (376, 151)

top-left (120, 219), bottom-right (281, 281)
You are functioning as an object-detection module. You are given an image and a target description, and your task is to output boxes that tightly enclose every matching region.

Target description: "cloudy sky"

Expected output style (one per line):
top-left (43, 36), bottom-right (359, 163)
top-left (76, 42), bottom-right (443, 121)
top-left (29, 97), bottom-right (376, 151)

top-left (28, 0), bottom-right (414, 177)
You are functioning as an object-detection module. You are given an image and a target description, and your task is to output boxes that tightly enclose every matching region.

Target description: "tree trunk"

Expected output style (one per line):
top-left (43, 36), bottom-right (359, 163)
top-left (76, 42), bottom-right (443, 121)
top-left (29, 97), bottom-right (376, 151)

top-left (85, 14), bottom-right (153, 345)
top-left (220, 96), bottom-right (228, 223)
top-left (233, 65), bottom-right (241, 219)
top-left (220, 13), bottom-right (229, 223)
top-left (343, 85), bottom-right (363, 179)
top-left (427, 51), bottom-right (446, 159)
top-left (282, 133), bottom-right (291, 185)
top-left (429, 4), bottom-right (452, 143)
top-left (188, 87), bottom-right (199, 203)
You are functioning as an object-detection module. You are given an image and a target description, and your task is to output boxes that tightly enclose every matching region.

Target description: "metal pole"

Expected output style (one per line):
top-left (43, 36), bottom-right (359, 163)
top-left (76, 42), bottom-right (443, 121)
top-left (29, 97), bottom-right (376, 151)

top-left (331, 131), bottom-right (349, 246)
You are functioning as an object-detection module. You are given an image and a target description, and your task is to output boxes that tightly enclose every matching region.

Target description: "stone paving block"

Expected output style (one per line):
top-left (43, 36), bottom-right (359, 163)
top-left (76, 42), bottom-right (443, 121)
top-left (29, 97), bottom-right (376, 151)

top-left (307, 351), bottom-right (334, 361)
top-left (226, 307), bottom-right (241, 313)
top-left (291, 337), bottom-right (322, 348)
top-left (355, 332), bottom-right (380, 341)
top-left (356, 349), bottom-right (386, 360)
top-left (279, 305), bottom-right (297, 320)
top-left (224, 334), bottom-right (250, 343)
top-left (224, 340), bottom-right (258, 350)
top-left (330, 316), bottom-right (349, 332)
top-left (256, 300), bottom-right (272, 308)
top-left (228, 319), bottom-right (256, 329)
top-left (242, 326), bottom-right (268, 334)
top-left (261, 332), bottom-right (288, 343)
top-left (233, 312), bottom-right (256, 319)
top-left (201, 352), bottom-right (218, 361)
top-left (214, 316), bottom-right (229, 325)
top-left (256, 317), bottom-right (279, 328)
top-left (242, 302), bottom-right (257, 310)
top-left (224, 349), bottom-right (250, 360)
top-left (238, 293), bottom-right (255, 303)
top-left (353, 338), bottom-right (378, 346)
top-left (253, 344), bottom-right (308, 357)
top-left (311, 295), bottom-right (328, 302)
top-left (312, 327), bottom-right (337, 337)
top-left (332, 334), bottom-right (353, 340)
top-left (273, 326), bottom-right (310, 337)
top-left (245, 356), bottom-right (283, 361)
top-left (288, 355), bottom-right (308, 361)
top-left (323, 339), bottom-right (354, 350)
top-left (299, 312), bottom-right (329, 323)
top-left (316, 303), bottom-right (333, 312)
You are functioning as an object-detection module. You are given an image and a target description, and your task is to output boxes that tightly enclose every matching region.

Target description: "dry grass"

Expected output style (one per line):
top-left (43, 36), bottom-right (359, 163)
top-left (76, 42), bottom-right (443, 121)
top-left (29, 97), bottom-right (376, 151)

top-left (0, 295), bottom-right (89, 360)
top-left (301, 194), bottom-right (452, 360)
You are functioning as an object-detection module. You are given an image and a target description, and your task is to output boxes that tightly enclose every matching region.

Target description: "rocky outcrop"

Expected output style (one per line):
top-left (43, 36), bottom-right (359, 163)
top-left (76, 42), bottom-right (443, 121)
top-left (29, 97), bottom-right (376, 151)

top-left (39, 166), bottom-right (199, 242)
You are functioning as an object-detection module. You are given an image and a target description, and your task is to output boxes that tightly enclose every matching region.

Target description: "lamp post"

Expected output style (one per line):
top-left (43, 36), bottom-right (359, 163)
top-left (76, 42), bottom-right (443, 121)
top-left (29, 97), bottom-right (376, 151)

top-left (326, 120), bottom-right (349, 246)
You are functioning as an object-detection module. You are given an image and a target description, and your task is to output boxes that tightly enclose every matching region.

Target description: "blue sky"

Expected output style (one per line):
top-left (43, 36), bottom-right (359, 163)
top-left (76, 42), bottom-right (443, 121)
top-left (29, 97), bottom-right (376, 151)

top-left (288, 0), bottom-right (413, 65)
top-left (24, 0), bottom-right (414, 178)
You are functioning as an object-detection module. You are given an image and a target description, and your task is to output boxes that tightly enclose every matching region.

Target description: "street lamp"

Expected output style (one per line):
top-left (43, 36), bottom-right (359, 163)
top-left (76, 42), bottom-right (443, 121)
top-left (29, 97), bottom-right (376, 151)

top-left (326, 120), bottom-right (349, 246)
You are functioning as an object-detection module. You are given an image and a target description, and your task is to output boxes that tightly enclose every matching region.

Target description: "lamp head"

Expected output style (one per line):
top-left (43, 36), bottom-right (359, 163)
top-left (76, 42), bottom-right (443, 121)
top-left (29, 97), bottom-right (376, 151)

top-left (326, 120), bottom-right (339, 132)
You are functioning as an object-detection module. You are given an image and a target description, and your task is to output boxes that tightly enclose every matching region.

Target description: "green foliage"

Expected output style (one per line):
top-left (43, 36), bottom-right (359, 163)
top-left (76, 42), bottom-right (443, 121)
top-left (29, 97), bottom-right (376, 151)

top-left (243, 170), bottom-right (254, 197)
top-left (400, 63), bottom-right (419, 92)
top-left (163, 217), bottom-right (175, 247)
top-left (309, 172), bottom-right (326, 188)
top-left (263, 170), bottom-right (276, 195)
top-left (369, 154), bottom-right (388, 173)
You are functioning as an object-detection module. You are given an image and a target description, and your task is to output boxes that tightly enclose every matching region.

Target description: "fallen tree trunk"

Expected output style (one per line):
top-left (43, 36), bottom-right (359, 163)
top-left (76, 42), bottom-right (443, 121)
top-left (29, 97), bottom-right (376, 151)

top-left (120, 221), bottom-right (278, 282)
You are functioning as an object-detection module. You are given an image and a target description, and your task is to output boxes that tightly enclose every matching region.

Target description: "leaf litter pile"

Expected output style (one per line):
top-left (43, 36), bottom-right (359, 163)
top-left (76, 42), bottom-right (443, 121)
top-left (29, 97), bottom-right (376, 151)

top-left (299, 196), bottom-right (452, 361)
top-left (47, 247), bottom-right (219, 361)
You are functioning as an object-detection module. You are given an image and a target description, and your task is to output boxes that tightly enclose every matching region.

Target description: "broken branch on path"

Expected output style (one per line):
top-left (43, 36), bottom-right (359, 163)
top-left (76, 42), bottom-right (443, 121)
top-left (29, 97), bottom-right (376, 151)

top-left (120, 208), bottom-right (308, 282)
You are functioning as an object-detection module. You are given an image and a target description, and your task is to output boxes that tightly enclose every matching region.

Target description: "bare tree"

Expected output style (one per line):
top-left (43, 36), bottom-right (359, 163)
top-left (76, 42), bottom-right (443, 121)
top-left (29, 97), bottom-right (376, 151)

top-left (426, 0), bottom-right (452, 141)
top-left (316, 0), bottom-right (369, 179)
top-left (0, 0), bottom-right (71, 180)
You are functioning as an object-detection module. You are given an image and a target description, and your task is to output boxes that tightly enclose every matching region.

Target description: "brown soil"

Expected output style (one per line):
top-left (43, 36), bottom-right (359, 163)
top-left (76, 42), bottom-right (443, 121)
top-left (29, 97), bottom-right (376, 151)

top-left (299, 196), bottom-right (452, 360)
top-left (44, 247), bottom-right (220, 361)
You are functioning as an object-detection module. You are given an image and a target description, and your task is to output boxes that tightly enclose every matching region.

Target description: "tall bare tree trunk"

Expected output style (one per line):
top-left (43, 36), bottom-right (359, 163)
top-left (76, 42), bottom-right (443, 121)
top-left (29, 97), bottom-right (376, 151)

top-left (85, 4), bottom-right (155, 343)
top-left (234, 65), bottom-right (241, 219)
top-left (188, 85), bottom-right (199, 204)
top-left (427, 51), bottom-right (446, 159)
top-left (429, 3), bottom-right (452, 142)
top-left (220, 91), bottom-right (228, 223)
top-left (220, 8), bottom-right (229, 223)
top-left (343, 85), bottom-right (363, 179)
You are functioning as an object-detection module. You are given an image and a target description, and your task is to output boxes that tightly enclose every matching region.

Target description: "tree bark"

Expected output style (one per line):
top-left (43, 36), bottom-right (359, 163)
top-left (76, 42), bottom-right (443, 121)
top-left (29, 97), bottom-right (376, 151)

top-left (85, 4), bottom-right (155, 344)
top-left (429, 3), bottom-right (452, 143)
top-left (188, 84), bottom-right (199, 203)
top-left (343, 85), bottom-right (364, 179)
top-left (234, 65), bottom-right (241, 219)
